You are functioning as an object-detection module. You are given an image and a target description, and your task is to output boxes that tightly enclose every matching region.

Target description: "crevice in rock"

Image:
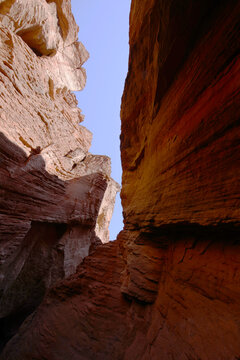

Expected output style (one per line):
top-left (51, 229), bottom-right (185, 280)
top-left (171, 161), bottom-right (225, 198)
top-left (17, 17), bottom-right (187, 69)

top-left (46, 0), bottom-right (69, 41)
top-left (16, 26), bottom-right (56, 56)
top-left (0, 221), bottom-right (67, 353)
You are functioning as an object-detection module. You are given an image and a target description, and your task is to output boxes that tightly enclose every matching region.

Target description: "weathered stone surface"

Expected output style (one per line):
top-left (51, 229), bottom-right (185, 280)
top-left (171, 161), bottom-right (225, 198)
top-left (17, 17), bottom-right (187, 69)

top-left (2, 228), bottom-right (240, 360)
top-left (0, 0), bottom-right (88, 89)
top-left (121, 0), bottom-right (240, 230)
top-left (1, 0), bottom-right (240, 359)
top-left (0, 0), bottom-right (119, 350)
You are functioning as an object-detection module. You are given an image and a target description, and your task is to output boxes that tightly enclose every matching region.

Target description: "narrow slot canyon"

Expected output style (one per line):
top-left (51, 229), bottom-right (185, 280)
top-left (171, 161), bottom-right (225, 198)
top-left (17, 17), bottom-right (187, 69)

top-left (0, 1), bottom-right (239, 359)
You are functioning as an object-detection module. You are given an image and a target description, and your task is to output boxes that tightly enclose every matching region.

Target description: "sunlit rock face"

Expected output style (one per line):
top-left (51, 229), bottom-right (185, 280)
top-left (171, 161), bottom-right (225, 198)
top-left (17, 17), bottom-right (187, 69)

top-left (1, 0), bottom-right (240, 359)
top-left (0, 0), bottom-right (119, 350)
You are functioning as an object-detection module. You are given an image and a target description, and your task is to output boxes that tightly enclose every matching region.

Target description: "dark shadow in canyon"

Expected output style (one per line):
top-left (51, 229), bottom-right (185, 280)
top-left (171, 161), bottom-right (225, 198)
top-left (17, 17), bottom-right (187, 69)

top-left (0, 221), bottom-right (67, 351)
top-left (152, 0), bottom-right (233, 117)
top-left (0, 132), bottom-right (104, 352)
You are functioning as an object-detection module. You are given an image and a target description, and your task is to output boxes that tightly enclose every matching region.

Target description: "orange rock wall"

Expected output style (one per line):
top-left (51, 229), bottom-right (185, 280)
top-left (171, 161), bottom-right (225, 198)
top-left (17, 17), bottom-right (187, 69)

top-left (121, 0), bottom-right (240, 229)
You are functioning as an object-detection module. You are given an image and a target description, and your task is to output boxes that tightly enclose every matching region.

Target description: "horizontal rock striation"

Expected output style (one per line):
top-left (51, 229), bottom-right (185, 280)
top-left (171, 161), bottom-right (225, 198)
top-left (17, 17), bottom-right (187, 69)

top-left (0, 0), bottom-right (119, 351)
top-left (1, 0), bottom-right (240, 359)
top-left (2, 228), bottom-right (240, 360)
top-left (121, 0), bottom-right (240, 230)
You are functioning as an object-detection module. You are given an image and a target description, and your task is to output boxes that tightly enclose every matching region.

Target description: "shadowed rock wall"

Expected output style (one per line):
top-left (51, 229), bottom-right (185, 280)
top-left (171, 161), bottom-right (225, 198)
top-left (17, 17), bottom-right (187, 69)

top-left (121, 0), bottom-right (240, 229)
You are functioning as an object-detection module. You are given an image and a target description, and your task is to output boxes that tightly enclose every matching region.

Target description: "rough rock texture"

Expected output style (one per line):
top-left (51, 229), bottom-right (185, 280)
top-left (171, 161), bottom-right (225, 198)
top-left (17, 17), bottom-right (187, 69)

top-left (2, 229), bottom-right (240, 360)
top-left (121, 0), bottom-right (240, 229)
top-left (1, 0), bottom-right (240, 359)
top-left (0, 0), bottom-right (119, 350)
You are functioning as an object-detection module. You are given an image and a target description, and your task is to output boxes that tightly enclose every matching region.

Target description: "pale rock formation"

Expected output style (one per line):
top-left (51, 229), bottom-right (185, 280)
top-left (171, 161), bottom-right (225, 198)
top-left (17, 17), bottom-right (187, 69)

top-left (0, 0), bottom-right (119, 350)
top-left (95, 175), bottom-right (120, 243)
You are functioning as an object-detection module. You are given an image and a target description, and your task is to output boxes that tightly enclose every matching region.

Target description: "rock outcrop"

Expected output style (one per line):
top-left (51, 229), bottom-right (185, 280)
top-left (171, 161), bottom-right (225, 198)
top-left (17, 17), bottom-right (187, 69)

top-left (1, 0), bottom-right (240, 359)
top-left (0, 0), bottom-right (119, 350)
top-left (2, 229), bottom-right (240, 360)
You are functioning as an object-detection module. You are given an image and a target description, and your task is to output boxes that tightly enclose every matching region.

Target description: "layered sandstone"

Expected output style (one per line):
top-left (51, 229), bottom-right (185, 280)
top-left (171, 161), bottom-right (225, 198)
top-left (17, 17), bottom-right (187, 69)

top-left (1, 0), bottom-right (240, 359)
top-left (121, 0), bottom-right (240, 230)
top-left (0, 0), bottom-right (119, 350)
top-left (2, 229), bottom-right (240, 360)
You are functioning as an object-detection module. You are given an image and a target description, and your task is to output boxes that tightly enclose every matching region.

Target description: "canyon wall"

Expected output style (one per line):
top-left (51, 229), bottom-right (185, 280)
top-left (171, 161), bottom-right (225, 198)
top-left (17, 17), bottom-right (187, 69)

top-left (1, 0), bottom-right (240, 359)
top-left (0, 0), bottom-right (119, 350)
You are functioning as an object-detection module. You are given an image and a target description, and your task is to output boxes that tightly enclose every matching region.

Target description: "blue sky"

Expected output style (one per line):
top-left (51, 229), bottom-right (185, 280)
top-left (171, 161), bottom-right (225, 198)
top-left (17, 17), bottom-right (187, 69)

top-left (71, 0), bottom-right (131, 240)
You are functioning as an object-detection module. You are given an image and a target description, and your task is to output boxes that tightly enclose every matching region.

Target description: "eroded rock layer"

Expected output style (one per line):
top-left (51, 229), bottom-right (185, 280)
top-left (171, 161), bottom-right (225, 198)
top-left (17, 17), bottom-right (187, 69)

top-left (1, 0), bottom-right (240, 359)
top-left (0, 0), bottom-right (119, 350)
top-left (121, 0), bottom-right (240, 229)
top-left (2, 229), bottom-right (240, 360)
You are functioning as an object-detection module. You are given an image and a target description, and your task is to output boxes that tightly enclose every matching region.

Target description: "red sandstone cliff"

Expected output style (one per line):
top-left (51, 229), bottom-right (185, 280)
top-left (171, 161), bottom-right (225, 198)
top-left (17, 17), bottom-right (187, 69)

top-left (1, 0), bottom-right (240, 359)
